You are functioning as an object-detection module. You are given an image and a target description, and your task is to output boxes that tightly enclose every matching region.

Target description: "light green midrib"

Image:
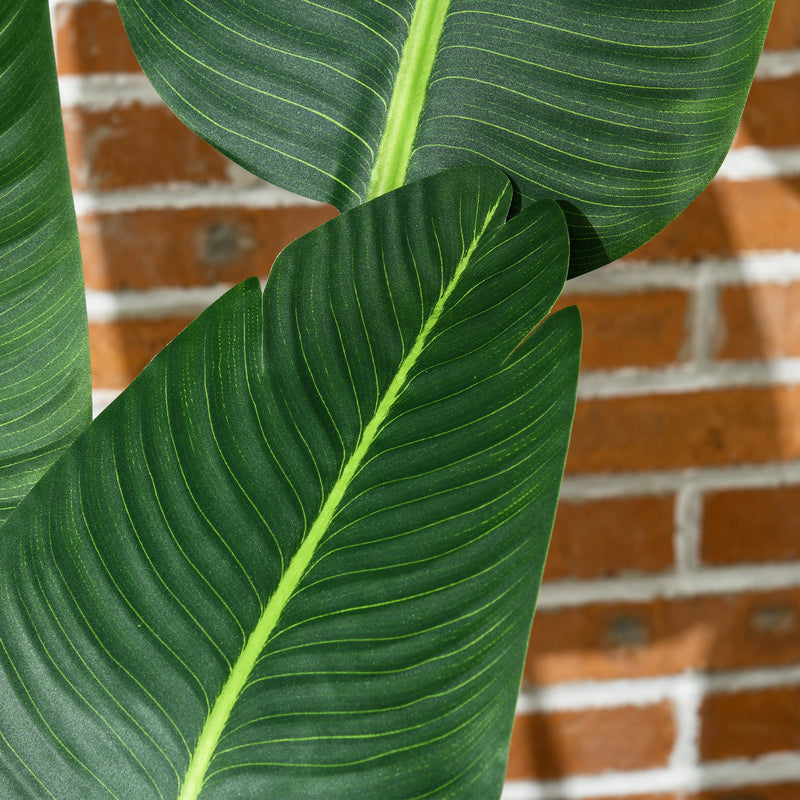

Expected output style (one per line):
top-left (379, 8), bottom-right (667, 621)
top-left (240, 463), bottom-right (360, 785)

top-left (366, 0), bottom-right (451, 200)
top-left (176, 192), bottom-right (504, 800)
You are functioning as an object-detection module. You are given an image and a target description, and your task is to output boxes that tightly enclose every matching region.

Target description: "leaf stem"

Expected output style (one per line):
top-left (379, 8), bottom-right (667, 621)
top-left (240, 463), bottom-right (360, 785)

top-left (366, 0), bottom-right (452, 200)
top-left (177, 189), bottom-right (505, 800)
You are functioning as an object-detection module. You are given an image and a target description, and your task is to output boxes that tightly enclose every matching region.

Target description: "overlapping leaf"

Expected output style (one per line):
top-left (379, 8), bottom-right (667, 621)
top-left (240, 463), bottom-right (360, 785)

top-left (0, 167), bottom-right (580, 799)
top-left (116, 0), bottom-right (773, 274)
top-left (0, 0), bottom-right (91, 525)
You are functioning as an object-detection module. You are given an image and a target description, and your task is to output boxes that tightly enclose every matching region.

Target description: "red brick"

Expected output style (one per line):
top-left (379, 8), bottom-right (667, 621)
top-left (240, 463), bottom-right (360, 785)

top-left (734, 77), bottom-right (800, 149)
top-left (701, 686), bottom-right (800, 762)
top-left (63, 106), bottom-right (230, 191)
top-left (89, 318), bottom-right (192, 389)
top-left (554, 290), bottom-right (690, 370)
top-left (702, 484), bottom-right (800, 565)
top-left (54, 1), bottom-right (141, 75)
top-left (716, 282), bottom-right (800, 362)
top-left (567, 386), bottom-right (800, 475)
top-left (525, 589), bottom-right (800, 685)
top-left (578, 787), bottom-right (800, 800)
top-left (574, 795), bottom-right (681, 800)
top-left (575, 795), bottom-right (673, 800)
top-left (79, 205), bottom-right (338, 291)
top-left (698, 786), bottom-right (800, 800)
top-left (764, 0), bottom-right (800, 51)
top-left (628, 179), bottom-right (800, 262)
top-left (507, 702), bottom-right (675, 780)
top-left (545, 496), bottom-right (675, 582)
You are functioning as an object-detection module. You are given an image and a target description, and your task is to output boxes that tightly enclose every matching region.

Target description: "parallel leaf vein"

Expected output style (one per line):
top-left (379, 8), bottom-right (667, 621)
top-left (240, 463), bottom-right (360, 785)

top-left (176, 187), bottom-right (505, 800)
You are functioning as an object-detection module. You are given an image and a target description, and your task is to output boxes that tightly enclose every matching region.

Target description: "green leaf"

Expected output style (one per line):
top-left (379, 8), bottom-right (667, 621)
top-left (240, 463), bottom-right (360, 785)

top-left (0, 0), bottom-right (91, 525)
top-left (0, 166), bottom-right (580, 799)
top-left (116, 0), bottom-right (773, 275)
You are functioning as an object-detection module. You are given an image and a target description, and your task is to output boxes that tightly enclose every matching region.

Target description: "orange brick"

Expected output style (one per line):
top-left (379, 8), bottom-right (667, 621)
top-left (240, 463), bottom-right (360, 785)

top-left (554, 290), bottom-right (690, 370)
top-left (63, 106), bottom-right (230, 191)
top-left (734, 77), bottom-right (800, 149)
top-left (716, 282), bottom-right (800, 362)
top-left (507, 702), bottom-right (675, 780)
top-left (580, 796), bottom-right (674, 800)
top-left (764, 0), bottom-right (800, 51)
top-left (577, 795), bottom-right (673, 800)
top-left (708, 179), bottom-right (800, 257)
top-left (698, 786), bottom-right (800, 800)
top-left (701, 686), bottom-right (800, 762)
top-left (702, 484), bottom-right (800, 565)
top-left (526, 589), bottom-right (800, 684)
top-left (567, 386), bottom-right (800, 475)
top-left (579, 787), bottom-right (800, 800)
top-left (90, 318), bottom-right (193, 389)
top-left (628, 179), bottom-right (800, 262)
top-left (700, 783), bottom-right (800, 800)
top-left (545, 496), bottom-right (675, 582)
top-left (54, 0), bottom-right (141, 75)
top-left (79, 205), bottom-right (338, 291)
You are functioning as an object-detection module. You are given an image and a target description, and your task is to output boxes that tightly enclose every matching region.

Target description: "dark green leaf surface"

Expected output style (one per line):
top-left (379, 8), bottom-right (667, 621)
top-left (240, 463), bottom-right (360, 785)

top-left (116, 0), bottom-right (773, 274)
top-left (0, 167), bottom-right (580, 799)
top-left (0, 0), bottom-right (91, 525)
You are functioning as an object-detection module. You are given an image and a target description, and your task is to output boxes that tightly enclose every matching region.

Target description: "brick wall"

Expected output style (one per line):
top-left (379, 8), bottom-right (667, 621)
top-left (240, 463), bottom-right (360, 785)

top-left (53, 1), bottom-right (800, 797)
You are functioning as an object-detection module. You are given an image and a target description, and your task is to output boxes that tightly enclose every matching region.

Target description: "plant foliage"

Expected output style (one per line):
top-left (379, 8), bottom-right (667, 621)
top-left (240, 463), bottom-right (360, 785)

top-left (0, 0), bottom-right (90, 525)
top-left (0, 168), bottom-right (579, 798)
top-left (117, 0), bottom-right (773, 274)
top-left (0, 0), bottom-right (775, 796)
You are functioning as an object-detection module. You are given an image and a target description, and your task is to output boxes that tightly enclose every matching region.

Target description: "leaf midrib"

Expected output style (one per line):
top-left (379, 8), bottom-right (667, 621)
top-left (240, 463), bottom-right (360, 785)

top-left (176, 191), bottom-right (504, 800)
top-left (366, 0), bottom-right (451, 201)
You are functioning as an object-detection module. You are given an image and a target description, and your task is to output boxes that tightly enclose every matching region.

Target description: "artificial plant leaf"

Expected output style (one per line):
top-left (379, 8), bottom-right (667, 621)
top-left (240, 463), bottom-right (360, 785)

top-left (0, 0), bottom-right (91, 525)
top-left (0, 166), bottom-right (580, 799)
top-left (115, 0), bottom-right (773, 275)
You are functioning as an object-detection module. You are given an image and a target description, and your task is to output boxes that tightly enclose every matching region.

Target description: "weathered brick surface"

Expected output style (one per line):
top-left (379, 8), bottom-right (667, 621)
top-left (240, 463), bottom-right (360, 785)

top-left (54, 0), bottom-right (141, 75)
top-left (702, 484), bottom-right (800, 565)
top-left (698, 786), bottom-right (800, 800)
top-left (526, 589), bottom-right (800, 684)
top-left (506, 702), bottom-right (675, 780)
top-left (89, 318), bottom-right (193, 389)
top-left (701, 686), bottom-right (800, 761)
top-left (735, 76), bottom-right (800, 149)
top-left (764, 0), bottom-right (800, 50)
top-left (574, 795), bottom-right (673, 800)
top-left (63, 106), bottom-right (231, 191)
top-left (581, 787), bottom-right (800, 800)
top-left (716, 281), bottom-right (800, 362)
top-left (545, 495), bottom-right (675, 582)
top-left (555, 290), bottom-right (691, 371)
top-left (80, 205), bottom-right (338, 291)
top-left (567, 387), bottom-right (800, 474)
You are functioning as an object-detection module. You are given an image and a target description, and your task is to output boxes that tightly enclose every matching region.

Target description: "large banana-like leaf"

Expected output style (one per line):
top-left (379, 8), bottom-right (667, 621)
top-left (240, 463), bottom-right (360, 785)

top-left (0, 167), bottom-right (580, 799)
top-left (0, 0), bottom-right (91, 526)
top-left (116, 0), bottom-right (772, 275)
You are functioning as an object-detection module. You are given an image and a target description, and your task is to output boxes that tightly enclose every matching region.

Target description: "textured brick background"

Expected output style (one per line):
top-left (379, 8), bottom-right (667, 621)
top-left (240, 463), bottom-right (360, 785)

top-left (52, 1), bottom-right (800, 797)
